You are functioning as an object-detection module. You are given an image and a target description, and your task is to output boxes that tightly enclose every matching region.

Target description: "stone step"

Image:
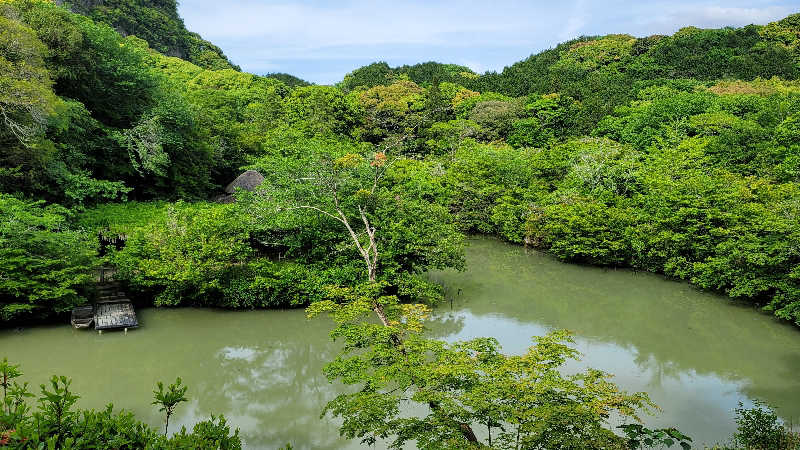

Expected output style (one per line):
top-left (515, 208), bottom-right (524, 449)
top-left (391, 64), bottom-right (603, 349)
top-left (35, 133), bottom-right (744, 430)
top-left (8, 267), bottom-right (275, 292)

top-left (97, 287), bottom-right (121, 293)
top-left (96, 298), bottom-right (130, 304)
top-left (98, 290), bottom-right (125, 296)
top-left (97, 288), bottom-right (122, 294)
top-left (97, 285), bottom-right (122, 292)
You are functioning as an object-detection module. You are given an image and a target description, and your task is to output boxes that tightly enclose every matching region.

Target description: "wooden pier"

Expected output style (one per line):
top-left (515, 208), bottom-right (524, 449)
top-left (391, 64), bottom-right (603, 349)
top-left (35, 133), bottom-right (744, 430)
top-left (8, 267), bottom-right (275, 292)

top-left (94, 277), bottom-right (138, 331)
top-left (94, 300), bottom-right (138, 331)
top-left (71, 269), bottom-right (138, 332)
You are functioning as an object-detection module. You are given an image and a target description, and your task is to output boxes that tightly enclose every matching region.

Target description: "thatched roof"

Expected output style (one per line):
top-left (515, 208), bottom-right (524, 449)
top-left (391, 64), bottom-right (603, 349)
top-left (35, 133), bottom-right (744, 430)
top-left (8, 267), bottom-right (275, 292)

top-left (224, 170), bottom-right (265, 194)
top-left (214, 170), bottom-right (265, 203)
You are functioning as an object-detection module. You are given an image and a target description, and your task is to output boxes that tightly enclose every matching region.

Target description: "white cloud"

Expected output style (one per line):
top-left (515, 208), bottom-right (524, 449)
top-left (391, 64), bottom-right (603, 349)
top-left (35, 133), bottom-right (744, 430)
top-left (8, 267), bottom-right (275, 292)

top-left (176, 0), bottom-right (796, 83)
top-left (631, 4), bottom-right (793, 35)
top-left (679, 5), bottom-right (792, 25)
top-left (460, 60), bottom-right (486, 73)
top-left (181, 1), bottom-right (523, 46)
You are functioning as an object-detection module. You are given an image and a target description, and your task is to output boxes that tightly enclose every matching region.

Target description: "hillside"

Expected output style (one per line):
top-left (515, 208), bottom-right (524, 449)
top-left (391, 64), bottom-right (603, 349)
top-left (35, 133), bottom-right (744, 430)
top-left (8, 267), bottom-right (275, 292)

top-left (339, 61), bottom-right (479, 91)
top-left (1, 0), bottom-right (800, 329)
top-left (3, 3), bottom-right (800, 447)
top-left (343, 16), bottom-right (800, 132)
top-left (55, 0), bottom-right (239, 70)
top-left (3, 0), bottom-right (800, 325)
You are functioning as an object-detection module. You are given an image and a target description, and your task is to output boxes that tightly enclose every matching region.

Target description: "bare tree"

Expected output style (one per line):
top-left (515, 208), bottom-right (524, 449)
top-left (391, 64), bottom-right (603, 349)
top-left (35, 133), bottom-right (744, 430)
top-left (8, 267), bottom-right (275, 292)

top-left (250, 139), bottom-right (478, 443)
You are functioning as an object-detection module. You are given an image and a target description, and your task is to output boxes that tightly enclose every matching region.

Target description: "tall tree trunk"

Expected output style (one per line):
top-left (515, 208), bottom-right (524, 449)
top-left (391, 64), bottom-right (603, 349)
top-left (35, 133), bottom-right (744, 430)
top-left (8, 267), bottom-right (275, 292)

top-left (336, 203), bottom-right (479, 444)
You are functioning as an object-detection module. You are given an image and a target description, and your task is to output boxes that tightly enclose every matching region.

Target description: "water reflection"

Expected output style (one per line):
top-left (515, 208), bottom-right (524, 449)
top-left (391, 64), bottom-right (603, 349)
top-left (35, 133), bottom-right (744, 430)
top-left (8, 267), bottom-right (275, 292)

top-left (1, 237), bottom-right (799, 448)
top-left (428, 237), bottom-right (800, 446)
top-left (0, 309), bottom-right (356, 449)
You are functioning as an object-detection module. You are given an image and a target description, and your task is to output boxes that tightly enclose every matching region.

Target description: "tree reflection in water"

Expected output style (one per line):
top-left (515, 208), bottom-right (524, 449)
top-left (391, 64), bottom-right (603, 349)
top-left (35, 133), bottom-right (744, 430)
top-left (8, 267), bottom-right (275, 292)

top-left (2, 238), bottom-right (799, 448)
top-left (427, 237), bottom-right (800, 446)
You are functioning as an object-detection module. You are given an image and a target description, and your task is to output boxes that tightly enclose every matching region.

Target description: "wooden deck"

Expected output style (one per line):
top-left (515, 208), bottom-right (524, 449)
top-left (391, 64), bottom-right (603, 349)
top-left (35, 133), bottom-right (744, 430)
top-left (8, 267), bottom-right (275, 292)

top-left (71, 271), bottom-right (139, 331)
top-left (94, 300), bottom-right (138, 330)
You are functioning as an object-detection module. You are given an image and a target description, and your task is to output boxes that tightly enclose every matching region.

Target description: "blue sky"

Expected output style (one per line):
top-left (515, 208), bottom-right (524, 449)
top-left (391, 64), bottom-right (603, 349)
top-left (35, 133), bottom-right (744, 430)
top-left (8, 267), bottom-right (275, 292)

top-left (177, 0), bottom-right (799, 84)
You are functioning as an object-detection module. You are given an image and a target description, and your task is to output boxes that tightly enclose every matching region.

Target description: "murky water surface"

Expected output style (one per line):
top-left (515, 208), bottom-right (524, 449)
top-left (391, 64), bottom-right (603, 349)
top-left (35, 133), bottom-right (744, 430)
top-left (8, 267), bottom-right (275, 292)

top-left (3, 237), bottom-right (799, 448)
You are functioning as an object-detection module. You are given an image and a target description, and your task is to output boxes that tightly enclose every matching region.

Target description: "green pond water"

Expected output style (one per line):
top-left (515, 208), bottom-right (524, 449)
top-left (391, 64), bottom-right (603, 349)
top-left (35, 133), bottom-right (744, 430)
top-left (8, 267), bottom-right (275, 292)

top-left (2, 237), bottom-right (800, 448)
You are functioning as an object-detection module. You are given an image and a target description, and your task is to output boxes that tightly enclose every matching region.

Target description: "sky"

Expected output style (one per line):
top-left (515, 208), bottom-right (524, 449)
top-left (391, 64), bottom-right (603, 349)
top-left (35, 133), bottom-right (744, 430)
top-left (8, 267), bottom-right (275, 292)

top-left (176, 0), bottom-right (800, 84)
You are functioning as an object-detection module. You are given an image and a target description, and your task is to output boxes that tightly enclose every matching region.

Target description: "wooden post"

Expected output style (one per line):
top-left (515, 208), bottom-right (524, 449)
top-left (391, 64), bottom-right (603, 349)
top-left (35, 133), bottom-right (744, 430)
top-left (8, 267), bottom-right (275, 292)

top-left (124, 328), bottom-right (128, 335)
top-left (98, 329), bottom-right (102, 335)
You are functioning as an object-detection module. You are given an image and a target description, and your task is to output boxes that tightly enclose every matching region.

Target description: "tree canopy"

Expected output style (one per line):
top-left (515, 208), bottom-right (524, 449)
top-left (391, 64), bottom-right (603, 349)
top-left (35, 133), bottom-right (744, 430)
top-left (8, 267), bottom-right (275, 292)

top-left (3, 3), bottom-right (800, 447)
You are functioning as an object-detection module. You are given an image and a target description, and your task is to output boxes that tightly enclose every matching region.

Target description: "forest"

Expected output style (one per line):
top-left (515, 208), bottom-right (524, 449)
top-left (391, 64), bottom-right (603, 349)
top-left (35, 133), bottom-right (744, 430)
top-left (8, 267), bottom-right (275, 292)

top-left (2, 0), bottom-right (800, 448)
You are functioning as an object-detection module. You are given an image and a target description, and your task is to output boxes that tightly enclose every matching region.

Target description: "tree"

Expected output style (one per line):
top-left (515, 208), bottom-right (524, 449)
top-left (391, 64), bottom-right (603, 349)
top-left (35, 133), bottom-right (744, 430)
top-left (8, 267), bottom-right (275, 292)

top-left (77, 0), bottom-right (238, 70)
top-left (340, 61), bottom-right (395, 91)
top-left (121, 115), bottom-right (171, 177)
top-left (355, 80), bottom-right (426, 148)
top-left (153, 377), bottom-right (188, 435)
top-left (14, 0), bottom-right (161, 128)
top-left (111, 202), bottom-right (252, 306)
top-left (3, 0), bottom-right (222, 202)
top-left (424, 119), bottom-right (483, 154)
top-left (0, 195), bottom-right (96, 322)
top-left (0, 14), bottom-right (55, 147)
top-left (730, 402), bottom-right (800, 449)
top-left (468, 99), bottom-right (524, 141)
top-left (246, 140), bottom-right (472, 440)
top-left (507, 93), bottom-right (582, 148)
top-left (0, 12), bottom-right (58, 196)
top-left (246, 139), bottom-right (464, 289)
top-left (160, 59), bottom-right (288, 178)
top-left (308, 288), bottom-right (658, 449)
top-left (285, 85), bottom-right (361, 137)
top-left (0, 10), bottom-right (131, 205)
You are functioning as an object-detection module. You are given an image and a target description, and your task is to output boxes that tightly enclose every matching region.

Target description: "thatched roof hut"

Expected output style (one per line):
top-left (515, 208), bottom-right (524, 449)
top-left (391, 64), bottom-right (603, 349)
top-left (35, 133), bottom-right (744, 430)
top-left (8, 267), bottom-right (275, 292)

top-left (214, 170), bottom-right (265, 203)
top-left (225, 170), bottom-right (265, 194)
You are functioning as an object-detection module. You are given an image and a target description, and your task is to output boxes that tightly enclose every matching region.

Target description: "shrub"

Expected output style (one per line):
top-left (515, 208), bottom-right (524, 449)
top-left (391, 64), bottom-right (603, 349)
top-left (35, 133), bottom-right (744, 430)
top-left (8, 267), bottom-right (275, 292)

top-left (731, 402), bottom-right (800, 450)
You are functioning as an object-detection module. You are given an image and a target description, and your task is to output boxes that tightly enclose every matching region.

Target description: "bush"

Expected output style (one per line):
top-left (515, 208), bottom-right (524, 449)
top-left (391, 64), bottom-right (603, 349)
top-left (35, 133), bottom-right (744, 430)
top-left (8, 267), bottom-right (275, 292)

top-left (730, 402), bottom-right (800, 450)
top-left (110, 202), bottom-right (252, 306)
top-left (0, 195), bottom-right (96, 323)
top-left (220, 260), bottom-right (327, 309)
top-left (0, 360), bottom-right (242, 449)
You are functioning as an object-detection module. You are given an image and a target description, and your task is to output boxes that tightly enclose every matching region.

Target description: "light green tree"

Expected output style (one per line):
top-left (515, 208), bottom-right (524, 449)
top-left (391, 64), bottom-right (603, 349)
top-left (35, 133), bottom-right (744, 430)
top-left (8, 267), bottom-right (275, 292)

top-left (0, 195), bottom-right (96, 322)
top-left (152, 377), bottom-right (188, 435)
top-left (0, 14), bottom-right (54, 147)
top-left (308, 286), bottom-right (659, 449)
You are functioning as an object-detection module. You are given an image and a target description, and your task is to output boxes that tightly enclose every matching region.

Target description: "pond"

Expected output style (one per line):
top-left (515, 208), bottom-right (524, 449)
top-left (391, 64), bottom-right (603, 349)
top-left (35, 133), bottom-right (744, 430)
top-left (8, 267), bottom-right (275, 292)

top-left (2, 237), bottom-right (799, 448)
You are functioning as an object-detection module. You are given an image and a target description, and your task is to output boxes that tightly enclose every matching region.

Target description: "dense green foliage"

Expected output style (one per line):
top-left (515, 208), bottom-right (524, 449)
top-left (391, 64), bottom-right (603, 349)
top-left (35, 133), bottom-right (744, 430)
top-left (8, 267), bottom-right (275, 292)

top-left (711, 402), bottom-right (800, 449)
top-left (62, 0), bottom-right (237, 70)
top-left (339, 61), bottom-right (479, 92)
top-left (0, 359), bottom-right (241, 448)
top-left (470, 18), bottom-right (800, 131)
top-left (0, 0), bottom-right (302, 204)
top-left (264, 72), bottom-right (312, 88)
top-left (2, 0), bottom-right (800, 326)
top-left (729, 402), bottom-right (799, 449)
top-left (0, 194), bottom-right (94, 322)
top-left (3, 3), bottom-right (800, 447)
top-left (308, 286), bottom-right (661, 449)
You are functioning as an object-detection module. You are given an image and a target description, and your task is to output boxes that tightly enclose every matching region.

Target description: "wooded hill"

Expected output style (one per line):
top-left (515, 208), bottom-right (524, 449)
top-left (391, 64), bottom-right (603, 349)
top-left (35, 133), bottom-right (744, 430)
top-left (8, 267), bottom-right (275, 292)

top-left (4, 3), bottom-right (800, 448)
top-left (56, 0), bottom-right (238, 70)
top-left (2, 0), bottom-right (800, 331)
